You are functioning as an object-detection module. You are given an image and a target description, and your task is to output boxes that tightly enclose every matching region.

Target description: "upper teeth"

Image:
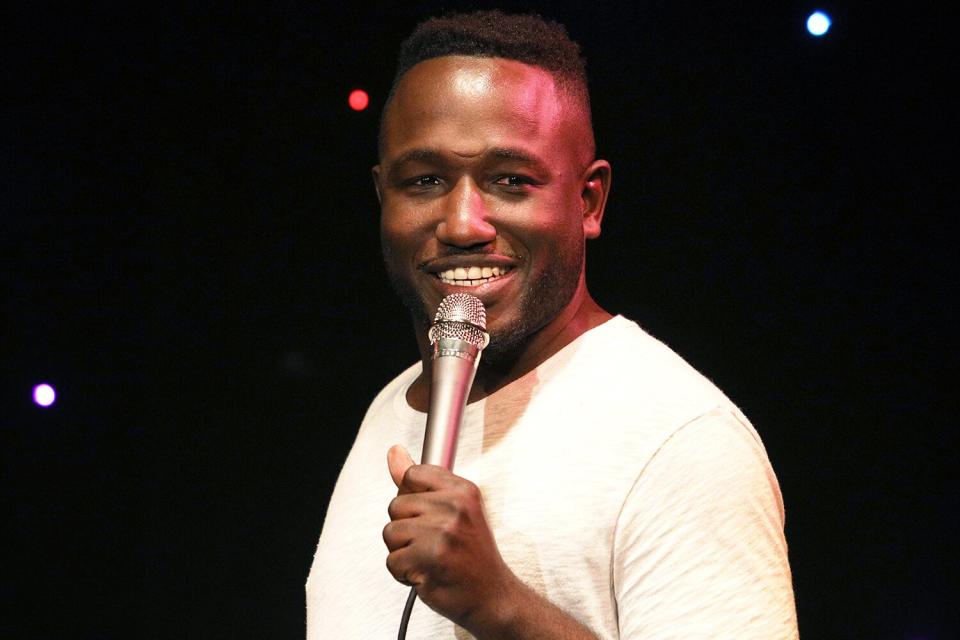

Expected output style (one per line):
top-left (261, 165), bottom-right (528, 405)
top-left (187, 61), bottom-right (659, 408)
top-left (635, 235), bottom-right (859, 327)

top-left (438, 266), bottom-right (511, 286)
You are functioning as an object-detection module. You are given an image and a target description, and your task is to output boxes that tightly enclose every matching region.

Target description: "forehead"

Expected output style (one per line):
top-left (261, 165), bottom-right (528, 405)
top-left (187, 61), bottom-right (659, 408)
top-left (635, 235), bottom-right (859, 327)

top-left (381, 55), bottom-right (582, 163)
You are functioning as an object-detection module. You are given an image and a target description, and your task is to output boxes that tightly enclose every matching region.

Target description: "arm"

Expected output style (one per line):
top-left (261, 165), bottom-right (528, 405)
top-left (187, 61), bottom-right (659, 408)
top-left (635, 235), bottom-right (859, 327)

top-left (383, 446), bottom-right (598, 640)
top-left (613, 409), bottom-right (799, 638)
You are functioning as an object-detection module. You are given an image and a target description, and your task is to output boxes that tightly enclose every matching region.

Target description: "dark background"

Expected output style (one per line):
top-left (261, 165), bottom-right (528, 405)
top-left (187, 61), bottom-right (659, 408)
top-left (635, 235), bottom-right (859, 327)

top-left (4, 1), bottom-right (956, 638)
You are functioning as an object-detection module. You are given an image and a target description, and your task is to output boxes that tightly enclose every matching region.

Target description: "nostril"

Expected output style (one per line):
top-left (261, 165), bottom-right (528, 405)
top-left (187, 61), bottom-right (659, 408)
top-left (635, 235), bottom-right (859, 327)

top-left (436, 213), bottom-right (497, 248)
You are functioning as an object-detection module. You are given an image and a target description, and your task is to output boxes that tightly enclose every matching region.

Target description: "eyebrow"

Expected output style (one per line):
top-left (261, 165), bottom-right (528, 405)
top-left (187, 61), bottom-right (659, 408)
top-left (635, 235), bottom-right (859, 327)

top-left (387, 146), bottom-right (549, 174)
top-left (487, 147), bottom-right (545, 166)
top-left (389, 148), bottom-right (445, 167)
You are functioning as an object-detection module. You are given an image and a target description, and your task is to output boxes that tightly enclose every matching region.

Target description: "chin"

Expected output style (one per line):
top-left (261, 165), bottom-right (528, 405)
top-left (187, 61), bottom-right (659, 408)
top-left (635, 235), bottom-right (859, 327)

top-left (480, 312), bottom-right (541, 364)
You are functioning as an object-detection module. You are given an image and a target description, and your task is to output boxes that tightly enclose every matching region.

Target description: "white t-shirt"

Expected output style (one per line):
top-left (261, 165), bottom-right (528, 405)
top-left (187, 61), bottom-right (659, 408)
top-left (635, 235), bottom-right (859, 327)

top-left (306, 316), bottom-right (798, 638)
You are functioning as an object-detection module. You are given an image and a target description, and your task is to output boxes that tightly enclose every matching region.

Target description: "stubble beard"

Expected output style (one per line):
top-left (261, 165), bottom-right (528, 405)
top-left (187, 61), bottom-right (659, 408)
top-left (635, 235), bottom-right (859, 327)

top-left (383, 240), bottom-right (585, 367)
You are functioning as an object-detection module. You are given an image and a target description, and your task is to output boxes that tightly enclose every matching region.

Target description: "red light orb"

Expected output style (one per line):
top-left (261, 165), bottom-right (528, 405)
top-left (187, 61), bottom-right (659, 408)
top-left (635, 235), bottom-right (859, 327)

top-left (348, 89), bottom-right (369, 111)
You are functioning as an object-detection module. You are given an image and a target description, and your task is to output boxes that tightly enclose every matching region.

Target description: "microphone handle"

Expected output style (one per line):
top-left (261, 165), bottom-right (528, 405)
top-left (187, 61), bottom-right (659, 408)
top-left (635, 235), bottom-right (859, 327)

top-left (421, 336), bottom-right (482, 470)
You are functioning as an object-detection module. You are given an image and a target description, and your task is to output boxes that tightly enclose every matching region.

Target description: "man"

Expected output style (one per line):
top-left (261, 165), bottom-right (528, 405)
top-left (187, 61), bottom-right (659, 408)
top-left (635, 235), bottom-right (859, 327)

top-left (307, 11), bottom-right (798, 639)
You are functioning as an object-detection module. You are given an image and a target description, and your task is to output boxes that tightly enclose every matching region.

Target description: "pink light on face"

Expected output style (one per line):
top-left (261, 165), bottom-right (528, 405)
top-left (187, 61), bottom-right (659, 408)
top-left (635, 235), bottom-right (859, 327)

top-left (33, 383), bottom-right (56, 407)
top-left (348, 89), bottom-right (369, 111)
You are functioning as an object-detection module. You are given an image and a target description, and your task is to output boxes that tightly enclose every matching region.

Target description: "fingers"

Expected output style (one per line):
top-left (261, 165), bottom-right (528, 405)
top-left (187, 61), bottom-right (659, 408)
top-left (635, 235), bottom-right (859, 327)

top-left (387, 483), bottom-right (465, 523)
top-left (387, 493), bottom-right (422, 521)
top-left (382, 516), bottom-right (415, 552)
top-left (384, 467), bottom-right (481, 554)
top-left (385, 544), bottom-right (421, 588)
top-left (382, 464), bottom-right (503, 614)
top-left (387, 445), bottom-right (414, 489)
top-left (387, 444), bottom-right (455, 494)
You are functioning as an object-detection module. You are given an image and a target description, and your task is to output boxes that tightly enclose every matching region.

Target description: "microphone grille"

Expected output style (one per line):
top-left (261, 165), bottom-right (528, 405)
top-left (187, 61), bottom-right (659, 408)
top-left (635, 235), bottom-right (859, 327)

top-left (434, 293), bottom-right (487, 328)
top-left (429, 293), bottom-right (489, 349)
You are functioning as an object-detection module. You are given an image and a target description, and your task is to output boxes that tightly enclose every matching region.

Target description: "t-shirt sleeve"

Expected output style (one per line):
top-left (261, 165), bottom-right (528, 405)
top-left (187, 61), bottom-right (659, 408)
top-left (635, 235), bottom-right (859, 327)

top-left (612, 407), bottom-right (799, 639)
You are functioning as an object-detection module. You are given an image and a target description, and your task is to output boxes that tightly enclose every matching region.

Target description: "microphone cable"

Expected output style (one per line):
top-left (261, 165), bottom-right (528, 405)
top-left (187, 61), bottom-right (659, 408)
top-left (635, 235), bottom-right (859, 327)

top-left (397, 587), bottom-right (417, 640)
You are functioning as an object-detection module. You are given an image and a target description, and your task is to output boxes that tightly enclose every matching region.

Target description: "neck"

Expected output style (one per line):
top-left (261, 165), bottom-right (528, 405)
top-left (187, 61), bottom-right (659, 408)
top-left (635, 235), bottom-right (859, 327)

top-left (406, 290), bottom-right (612, 412)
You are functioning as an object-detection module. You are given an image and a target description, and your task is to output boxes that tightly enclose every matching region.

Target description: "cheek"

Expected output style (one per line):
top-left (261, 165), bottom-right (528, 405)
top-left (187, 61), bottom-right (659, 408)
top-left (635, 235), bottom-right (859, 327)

top-left (380, 208), bottom-right (440, 269)
top-left (379, 215), bottom-right (410, 267)
top-left (514, 203), bottom-right (583, 250)
top-left (381, 196), bottom-right (436, 233)
top-left (380, 207), bottom-right (416, 250)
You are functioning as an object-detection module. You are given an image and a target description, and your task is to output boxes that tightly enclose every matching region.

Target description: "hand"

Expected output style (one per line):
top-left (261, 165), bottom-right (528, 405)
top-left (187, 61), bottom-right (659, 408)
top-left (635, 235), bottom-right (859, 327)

top-left (383, 445), bottom-right (516, 633)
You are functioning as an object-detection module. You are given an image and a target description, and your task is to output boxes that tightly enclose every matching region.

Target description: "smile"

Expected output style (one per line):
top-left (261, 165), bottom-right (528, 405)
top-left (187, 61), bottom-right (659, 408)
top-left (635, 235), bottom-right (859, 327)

top-left (436, 265), bottom-right (514, 286)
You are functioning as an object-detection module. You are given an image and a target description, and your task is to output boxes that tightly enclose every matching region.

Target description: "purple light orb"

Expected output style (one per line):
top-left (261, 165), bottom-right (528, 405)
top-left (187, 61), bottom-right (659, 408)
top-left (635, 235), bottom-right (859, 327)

top-left (33, 383), bottom-right (56, 407)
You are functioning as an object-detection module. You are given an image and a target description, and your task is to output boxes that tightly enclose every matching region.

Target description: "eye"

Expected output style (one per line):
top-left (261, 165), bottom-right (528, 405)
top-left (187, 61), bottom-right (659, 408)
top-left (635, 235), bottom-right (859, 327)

top-left (494, 175), bottom-right (534, 189)
top-left (397, 174), bottom-right (443, 193)
top-left (413, 176), bottom-right (441, 186)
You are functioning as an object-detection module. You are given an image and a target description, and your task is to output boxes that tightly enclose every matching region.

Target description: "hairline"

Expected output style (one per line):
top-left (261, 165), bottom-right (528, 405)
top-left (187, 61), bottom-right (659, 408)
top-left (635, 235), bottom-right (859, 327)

top-left (377, 54), bottom-right (594, 162)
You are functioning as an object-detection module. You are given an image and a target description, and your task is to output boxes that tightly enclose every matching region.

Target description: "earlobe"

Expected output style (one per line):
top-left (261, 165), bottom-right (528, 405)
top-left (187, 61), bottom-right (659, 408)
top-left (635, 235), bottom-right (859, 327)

top-left (581, 160), bottom-right (611, 239)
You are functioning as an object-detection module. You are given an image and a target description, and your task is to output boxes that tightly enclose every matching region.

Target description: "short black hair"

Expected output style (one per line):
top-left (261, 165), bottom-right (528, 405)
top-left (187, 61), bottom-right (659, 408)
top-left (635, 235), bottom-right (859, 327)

top-left (380, 10), bottom-right (593, 155)
top-left (392, 10), bottom-right (588, 100)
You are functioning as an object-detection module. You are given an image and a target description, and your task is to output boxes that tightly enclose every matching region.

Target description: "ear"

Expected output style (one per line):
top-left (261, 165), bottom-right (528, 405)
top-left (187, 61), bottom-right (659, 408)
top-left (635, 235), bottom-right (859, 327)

top-left (580, 159), bottom-right (611, 239)
top-left (372, 164), bottom-right (383, 204)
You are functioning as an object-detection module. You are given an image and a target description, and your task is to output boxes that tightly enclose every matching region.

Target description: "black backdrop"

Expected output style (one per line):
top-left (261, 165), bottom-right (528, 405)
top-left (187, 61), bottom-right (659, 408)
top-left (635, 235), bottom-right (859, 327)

top-left (4, 2), bottom-right (956, 638)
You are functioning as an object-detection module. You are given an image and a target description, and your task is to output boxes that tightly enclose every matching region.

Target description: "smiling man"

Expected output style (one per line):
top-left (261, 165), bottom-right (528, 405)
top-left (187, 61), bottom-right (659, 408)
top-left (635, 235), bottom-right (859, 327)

top-left (306, 11), bottom-right (798, 640)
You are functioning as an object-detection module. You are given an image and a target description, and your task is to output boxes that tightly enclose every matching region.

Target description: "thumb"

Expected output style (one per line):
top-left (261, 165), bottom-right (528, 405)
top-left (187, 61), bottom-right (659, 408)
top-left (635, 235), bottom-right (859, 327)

top-left (387, 445), bottom-right (415, 489)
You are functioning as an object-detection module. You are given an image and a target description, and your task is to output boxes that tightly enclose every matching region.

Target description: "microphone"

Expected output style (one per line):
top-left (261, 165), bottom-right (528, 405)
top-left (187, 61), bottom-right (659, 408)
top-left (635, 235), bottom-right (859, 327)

top-left (398, 293), bottom-right (491, 639)
top-left (421, 293), bottom-right (490, 470)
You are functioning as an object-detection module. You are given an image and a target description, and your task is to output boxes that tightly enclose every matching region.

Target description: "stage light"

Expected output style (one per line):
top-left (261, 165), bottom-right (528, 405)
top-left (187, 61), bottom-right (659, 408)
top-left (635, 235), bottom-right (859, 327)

top-left (807, 11), bottom-right (832, 36)
top-left (33, 383), bottom-right (56, 407)
top-left (348, 89), bottom-right (369, 111)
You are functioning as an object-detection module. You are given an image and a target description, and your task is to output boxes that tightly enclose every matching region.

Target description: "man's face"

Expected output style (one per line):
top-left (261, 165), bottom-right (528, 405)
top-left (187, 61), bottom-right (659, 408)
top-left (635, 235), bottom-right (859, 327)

top-left (375, 56), bottom-right (601, 362)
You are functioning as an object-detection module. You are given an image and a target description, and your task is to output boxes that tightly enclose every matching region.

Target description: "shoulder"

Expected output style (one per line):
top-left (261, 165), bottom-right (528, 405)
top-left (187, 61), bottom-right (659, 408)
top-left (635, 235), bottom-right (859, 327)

top-left (541, 316), bottom-right (738, 431)
top-left (637, 406), bottom-right (782, 517)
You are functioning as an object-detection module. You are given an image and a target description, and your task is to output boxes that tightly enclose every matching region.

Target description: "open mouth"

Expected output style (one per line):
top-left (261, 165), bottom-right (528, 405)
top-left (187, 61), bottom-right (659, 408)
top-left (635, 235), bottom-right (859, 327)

top-left (436, 265), bottom-right (514, 286)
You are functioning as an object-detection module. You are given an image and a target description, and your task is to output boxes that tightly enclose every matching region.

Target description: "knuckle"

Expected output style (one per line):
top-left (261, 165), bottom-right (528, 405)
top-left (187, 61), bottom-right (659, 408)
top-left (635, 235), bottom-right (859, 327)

top-left (385, 552), bottom-right (400, 577)
top-left (386, 554), bottom-right (418, 587)
top-left (437, 521), bottom-right (461, 550)
top-left (453, 478), bottom-right (479, 500)
top-left (449, 481), bottom-right (480, 513)
top-left (463, 480), bottom-right (482, 501)
top-left (402, 464), bottom-right (423, 487)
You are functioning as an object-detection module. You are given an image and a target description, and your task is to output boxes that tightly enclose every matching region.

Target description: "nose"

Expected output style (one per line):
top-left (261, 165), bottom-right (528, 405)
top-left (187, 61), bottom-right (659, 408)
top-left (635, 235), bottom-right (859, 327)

top-left (435, 178), bottom-right (497, 248)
